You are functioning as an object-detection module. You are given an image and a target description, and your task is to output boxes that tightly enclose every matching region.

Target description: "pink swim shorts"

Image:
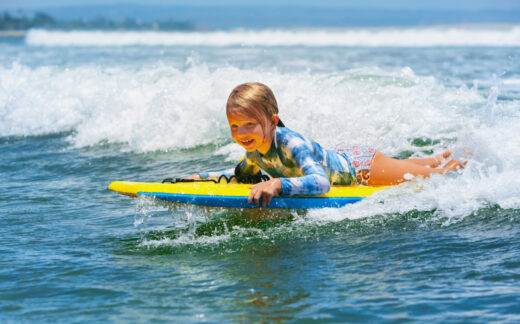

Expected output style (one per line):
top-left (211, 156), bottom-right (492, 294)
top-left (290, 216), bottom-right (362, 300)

top-left (336, 145), bottom-right (376, 186)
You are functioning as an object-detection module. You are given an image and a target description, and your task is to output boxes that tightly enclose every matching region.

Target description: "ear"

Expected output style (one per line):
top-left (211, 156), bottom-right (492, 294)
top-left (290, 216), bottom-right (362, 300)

top-left (271, 114), bottom-right (280, 128)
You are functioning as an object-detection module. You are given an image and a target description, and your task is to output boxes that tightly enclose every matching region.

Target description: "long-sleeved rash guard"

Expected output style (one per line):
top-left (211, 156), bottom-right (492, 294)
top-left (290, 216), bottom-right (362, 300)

top-left (199, 127), bottom-right (356, 195)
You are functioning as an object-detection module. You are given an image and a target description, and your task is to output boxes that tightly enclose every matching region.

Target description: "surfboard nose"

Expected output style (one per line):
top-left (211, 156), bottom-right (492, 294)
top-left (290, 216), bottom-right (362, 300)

top-left (108, 181), bottom-right (140, 197)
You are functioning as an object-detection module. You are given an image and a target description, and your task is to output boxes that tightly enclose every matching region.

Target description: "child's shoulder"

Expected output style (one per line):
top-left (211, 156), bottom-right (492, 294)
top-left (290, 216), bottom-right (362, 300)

top-left (276, 126), bottom-right (312, 148)
top-left (277, 126), bottom-right (303, 140)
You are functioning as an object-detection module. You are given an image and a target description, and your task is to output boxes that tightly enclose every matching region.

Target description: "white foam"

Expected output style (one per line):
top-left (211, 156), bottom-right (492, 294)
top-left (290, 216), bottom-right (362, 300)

top-left (308, 118), bottom-right (520, 224)
top-left (503, 78), bottom-right (520, 86)
top-left (25, 26), bottom-right (520, 47)
top-left (139, 232), bottom-right (232, 248)
top-left (0, 62), bottom-right (513, 155)
top-left (214, 143), bottom-right (244, 161)
top-left (0, 62), bottom-right (233, 151)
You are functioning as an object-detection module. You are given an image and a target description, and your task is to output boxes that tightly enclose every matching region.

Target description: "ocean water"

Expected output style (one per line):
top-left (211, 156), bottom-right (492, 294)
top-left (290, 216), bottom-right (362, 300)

top-left (1, 25), bottom-right (520, 322)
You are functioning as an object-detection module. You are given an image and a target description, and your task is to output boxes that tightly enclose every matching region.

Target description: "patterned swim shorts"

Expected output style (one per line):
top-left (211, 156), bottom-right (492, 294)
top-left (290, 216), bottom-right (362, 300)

top-left (336, 145), bottom-right (376, 186)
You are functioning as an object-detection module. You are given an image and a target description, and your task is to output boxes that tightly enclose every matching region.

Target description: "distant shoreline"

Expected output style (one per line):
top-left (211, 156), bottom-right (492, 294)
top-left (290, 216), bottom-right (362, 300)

top-left (2, 7), bottom-right (520, 32)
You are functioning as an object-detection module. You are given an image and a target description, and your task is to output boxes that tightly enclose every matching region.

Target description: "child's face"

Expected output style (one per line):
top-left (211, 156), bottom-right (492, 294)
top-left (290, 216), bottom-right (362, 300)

top-left (227, 112), bottom-right (274, 154)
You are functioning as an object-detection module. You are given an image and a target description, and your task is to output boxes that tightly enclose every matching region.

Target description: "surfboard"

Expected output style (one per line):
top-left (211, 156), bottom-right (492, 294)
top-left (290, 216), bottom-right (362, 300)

top-left (108, 181), bottom-right (386, 209)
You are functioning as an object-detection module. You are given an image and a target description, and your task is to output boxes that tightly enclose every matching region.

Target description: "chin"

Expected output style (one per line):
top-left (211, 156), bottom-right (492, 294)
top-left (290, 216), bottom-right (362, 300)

top-left (243, 146), bottom-right (257, 152)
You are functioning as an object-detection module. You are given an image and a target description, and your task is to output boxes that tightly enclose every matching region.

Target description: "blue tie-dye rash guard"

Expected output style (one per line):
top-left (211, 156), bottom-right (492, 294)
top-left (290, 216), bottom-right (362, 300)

top-left (199, 127), bottom-right (356, 195)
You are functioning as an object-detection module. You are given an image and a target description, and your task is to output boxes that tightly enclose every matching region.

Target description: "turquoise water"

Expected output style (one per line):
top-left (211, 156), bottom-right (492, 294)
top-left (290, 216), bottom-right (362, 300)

top-left (1, 25), bottom-right (520, 322)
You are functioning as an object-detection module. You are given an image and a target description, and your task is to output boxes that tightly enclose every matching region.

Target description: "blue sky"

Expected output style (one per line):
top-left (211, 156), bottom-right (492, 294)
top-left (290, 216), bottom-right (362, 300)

top-left (2, 0), bottom-right (520, 10)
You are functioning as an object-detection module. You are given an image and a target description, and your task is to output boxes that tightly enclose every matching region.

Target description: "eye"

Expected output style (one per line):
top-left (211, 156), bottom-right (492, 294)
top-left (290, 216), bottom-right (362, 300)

top-left (246, 122), bottom-right (255, 127)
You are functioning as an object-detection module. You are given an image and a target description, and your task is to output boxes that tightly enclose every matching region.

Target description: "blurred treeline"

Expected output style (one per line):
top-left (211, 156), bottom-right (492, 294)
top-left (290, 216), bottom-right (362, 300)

top-left (0, 11), bottom-right (194, 30)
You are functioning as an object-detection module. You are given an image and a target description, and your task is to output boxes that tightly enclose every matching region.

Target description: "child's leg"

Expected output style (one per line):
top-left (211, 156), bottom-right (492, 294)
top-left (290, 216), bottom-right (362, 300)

top-left (368, 151), bottom-right (463, 186)
top-left (404, 150), bottom-right (452, 168)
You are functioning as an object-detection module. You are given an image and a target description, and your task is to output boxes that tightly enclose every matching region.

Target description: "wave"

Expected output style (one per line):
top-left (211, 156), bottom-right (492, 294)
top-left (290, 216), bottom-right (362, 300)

top-left (0, 62), bottom-right (485, 151)
top-left (0, 62), bottom-right (236, 151)
top-left (1, 62), bottom-right (517, 154)
top-left (25, 26), bottom-right (520, 47)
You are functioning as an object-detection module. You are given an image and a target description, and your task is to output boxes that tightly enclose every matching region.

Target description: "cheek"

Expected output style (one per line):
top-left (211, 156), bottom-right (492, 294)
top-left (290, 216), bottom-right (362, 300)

top-left (253, 126), bottom-right (266, 138)
top-left (230, 129), bottom-right (246, 143)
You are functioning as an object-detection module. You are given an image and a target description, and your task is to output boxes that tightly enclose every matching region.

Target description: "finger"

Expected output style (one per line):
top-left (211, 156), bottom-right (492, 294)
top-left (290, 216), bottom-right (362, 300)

top-left (248, 189), bottom-right (255, 204)
top-left (445, 159), bottom-right (465, 172)
top-left (263, 193), bottom-right (272, 208)
top-left (450, 160), bottom-right (463, 170)
top-left (254, 190), bottom-right (262, 207)
top-left (261, 192), bottom-right (267, 208)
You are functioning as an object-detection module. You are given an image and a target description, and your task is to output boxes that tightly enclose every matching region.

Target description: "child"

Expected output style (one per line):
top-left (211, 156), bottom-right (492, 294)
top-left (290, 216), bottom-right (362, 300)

top-left (187, 82), bottom-right (464, 208)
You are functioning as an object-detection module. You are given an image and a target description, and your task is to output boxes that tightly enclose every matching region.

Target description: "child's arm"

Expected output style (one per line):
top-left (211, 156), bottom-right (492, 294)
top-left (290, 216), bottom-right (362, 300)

top-left (247, 139), bottom-right (330, 207)
top-left (280, 141), bottom-right (331, 195)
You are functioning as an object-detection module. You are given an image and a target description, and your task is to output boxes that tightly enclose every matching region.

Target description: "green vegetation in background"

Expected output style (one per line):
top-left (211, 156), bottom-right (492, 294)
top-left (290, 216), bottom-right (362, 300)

top-left (0, 11), bottom-right (194, 31)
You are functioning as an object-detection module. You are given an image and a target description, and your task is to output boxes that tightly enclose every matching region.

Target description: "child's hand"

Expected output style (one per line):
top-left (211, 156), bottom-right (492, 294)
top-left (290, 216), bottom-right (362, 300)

top-left (248, 179), bottom-right (282, 208)
top-left (184, 174), bottom-right (201, 180)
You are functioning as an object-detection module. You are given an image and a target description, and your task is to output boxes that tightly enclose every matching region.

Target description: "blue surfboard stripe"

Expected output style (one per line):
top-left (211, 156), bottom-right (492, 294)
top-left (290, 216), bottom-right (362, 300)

top-left (137, 191), bottom-right (363, 209)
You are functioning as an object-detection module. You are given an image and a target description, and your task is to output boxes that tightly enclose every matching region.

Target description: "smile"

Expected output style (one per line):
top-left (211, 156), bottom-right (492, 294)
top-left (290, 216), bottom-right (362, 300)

top-left (241, 139), bottom-right (254, 146)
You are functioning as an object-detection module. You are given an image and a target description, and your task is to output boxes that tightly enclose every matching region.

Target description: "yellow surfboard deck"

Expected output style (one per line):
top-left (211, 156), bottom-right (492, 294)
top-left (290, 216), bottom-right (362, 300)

top-left (109, 181), bottom-right (386, 209)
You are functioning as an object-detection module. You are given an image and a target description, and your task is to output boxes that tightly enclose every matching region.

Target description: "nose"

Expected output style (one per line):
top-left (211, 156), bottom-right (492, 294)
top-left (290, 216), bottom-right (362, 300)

top-left (236, 126), bottom-right (248, 135)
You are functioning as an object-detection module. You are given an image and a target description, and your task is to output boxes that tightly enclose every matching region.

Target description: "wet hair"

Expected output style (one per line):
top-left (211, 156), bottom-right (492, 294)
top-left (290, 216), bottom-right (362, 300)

top-left (226, 82), bottom-right (285, 128)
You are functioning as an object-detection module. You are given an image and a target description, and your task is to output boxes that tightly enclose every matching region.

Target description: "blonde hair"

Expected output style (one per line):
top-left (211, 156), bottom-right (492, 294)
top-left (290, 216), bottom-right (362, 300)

top-left (226, 82), bottom-right (284, 128)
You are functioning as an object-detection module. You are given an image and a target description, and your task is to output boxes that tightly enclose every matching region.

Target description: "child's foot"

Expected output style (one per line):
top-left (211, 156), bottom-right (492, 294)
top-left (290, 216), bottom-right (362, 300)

top-left (432, 150), bottom-right (452, 167)
top-left (443, 159), bottom-right (467, 173)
